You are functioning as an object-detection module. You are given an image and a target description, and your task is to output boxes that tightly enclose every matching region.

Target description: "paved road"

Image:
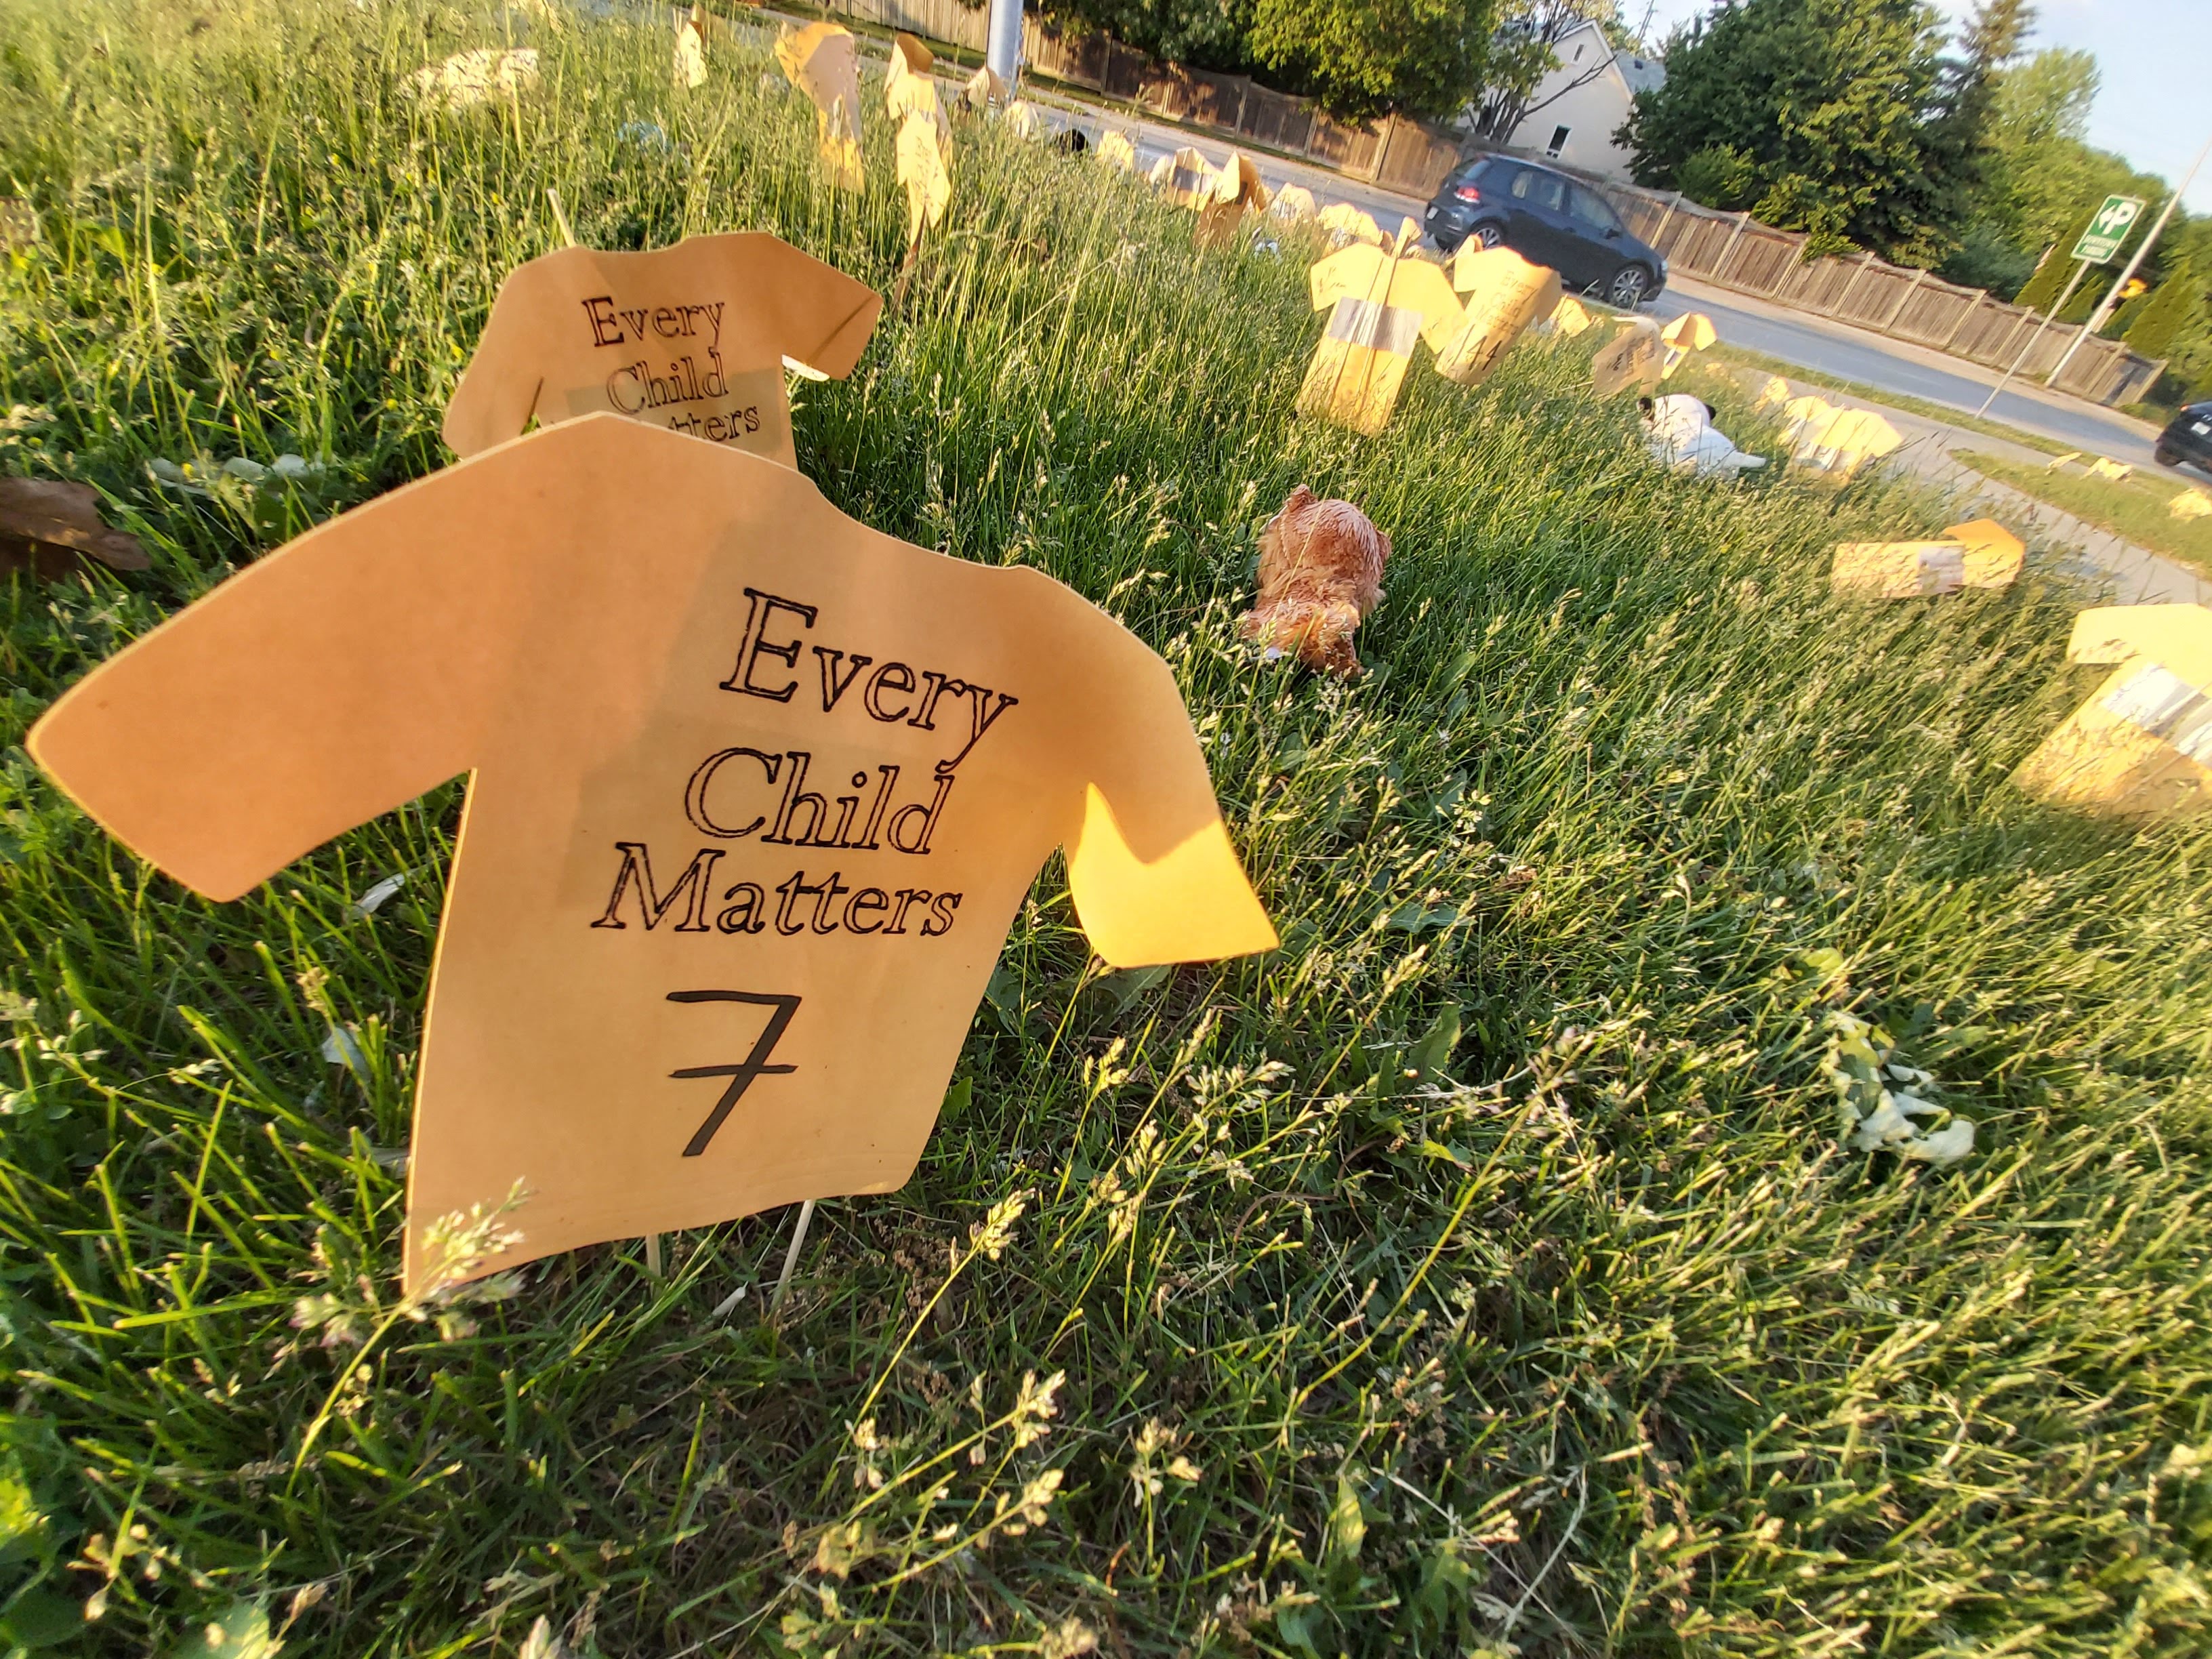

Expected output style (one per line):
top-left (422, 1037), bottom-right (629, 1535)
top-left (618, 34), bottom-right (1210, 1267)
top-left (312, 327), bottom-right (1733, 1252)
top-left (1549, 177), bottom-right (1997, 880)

top-left (1643, 283), bottom-right (2167, 468)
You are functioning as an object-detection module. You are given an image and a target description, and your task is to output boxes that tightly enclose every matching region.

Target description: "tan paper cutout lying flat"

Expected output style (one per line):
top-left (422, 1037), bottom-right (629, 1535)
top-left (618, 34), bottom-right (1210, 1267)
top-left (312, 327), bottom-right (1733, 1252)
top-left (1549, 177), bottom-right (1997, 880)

top-left (1271, 184), bottom-right (1317, 223)
top-left (2089, 457), bottom-right (2133, 482)
top-left (1591, 318), bottom-right (1662, 396)
top-left (28, 416), bottom-right (1278, 1293)
top-left (1299, 230), bottom-right (1465, 434)
top-left (776, 22), bottom-right (864, 192)
top-left (0, 478), bottom-right (150, 579)
top-left (1195, 152), bottom-right (1270, 249)
top-left (443, 232), bottom-right (882, 472)
top-left (674, 5), bottom-right (708, 89)
top-left (1830, 518), bottom-right (2022, 599)
top-left (2045, 450), bottom-right (2080, 470)
top-left (2173, 489), bottom-right (2212, 519)
top-left (1830, 541), bottom-right (1969, 598)
top-left (1752, 373), bottom-right (1792, 410)
top-left (1004, 101), bottom-right (1047, 140)
top-left (1785, 401), bottom-right (1902, 480)
top-left (1097, 129), bottom-right (1139, 171)
top-left (1659, 309), bottom-right (1715, 378)
top-left (1547, 293), bottom-right (1593, 335)
top-left (1942, 516), bottom-right (2026, 587)
top-left (402, 47), bottom-right (539, 114)
top-left (1436, 244), bottom-right (1559, 386)
top-left (1316, 201), bottom-right (1385, 247)
top-left (2012, 603), bottom-right (2212, 819)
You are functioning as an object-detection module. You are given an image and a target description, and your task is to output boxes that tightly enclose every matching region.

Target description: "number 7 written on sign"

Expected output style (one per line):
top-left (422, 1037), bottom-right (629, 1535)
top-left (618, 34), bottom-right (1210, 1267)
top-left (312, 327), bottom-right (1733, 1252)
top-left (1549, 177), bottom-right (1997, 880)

top-left (666, 989), bottom-right (802, 1157)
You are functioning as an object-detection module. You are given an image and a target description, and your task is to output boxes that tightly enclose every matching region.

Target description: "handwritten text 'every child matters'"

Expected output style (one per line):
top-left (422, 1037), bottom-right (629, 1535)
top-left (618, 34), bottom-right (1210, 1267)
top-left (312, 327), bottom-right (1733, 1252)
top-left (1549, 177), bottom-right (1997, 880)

top-left (591, 590), bottom-right (1020, 942)
top-left (581, 295), bottom-right (766, 445)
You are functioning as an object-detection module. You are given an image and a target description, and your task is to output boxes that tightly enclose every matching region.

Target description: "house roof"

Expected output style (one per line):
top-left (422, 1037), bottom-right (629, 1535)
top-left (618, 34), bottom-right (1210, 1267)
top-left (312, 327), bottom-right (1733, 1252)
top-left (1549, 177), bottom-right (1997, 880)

top-left (1612, 47), bottom-right (1666, 95)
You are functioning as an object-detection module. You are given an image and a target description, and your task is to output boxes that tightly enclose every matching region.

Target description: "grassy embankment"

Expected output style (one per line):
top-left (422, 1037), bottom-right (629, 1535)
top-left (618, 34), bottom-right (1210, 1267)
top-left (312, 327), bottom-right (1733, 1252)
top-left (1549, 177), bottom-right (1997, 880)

top-left (3, 3), bottom-right (2211, 1656)
top-left (1955, 449), bottom-right (2212, 580)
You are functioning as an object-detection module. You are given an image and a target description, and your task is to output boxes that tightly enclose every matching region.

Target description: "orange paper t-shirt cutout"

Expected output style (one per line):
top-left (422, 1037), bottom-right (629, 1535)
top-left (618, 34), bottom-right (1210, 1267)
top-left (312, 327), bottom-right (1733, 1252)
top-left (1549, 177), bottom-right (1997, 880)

top-left (30, 417), bottom-right (1277, 1291)
top-left (443, 232), bottom-right (883, 471)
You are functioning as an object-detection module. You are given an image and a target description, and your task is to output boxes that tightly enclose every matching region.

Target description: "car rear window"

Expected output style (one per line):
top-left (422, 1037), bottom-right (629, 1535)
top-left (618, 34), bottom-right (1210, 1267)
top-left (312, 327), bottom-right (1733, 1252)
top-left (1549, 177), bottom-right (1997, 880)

top-left (1513, 170), bottom-right (1565, 211)
top-left (1569, 184), bottom-right (1624, 232)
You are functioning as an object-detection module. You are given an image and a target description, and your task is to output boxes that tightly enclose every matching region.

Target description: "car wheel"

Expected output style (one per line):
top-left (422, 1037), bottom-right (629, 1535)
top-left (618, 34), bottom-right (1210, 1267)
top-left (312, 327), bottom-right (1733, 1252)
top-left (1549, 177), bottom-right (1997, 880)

top-left (2155, 445), bottom-right (2179, 466)
top-left (1473, 223), bottom-right (1504, 249)
top-left (1607, 264), bottom-right (1652, 308)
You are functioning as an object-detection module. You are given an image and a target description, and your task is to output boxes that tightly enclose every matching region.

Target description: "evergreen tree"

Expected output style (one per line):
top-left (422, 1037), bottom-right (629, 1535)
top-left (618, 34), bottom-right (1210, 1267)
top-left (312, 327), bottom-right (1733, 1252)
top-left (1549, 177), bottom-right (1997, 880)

top-left (2012, 203), bottom-right (2095, 308)
top-left (1619, 0), bottom-right (1967, 262)
top-left (2125, 264), bottom-right (2202, 361)
top-left (1921, 0), bottom-right (2035, 237)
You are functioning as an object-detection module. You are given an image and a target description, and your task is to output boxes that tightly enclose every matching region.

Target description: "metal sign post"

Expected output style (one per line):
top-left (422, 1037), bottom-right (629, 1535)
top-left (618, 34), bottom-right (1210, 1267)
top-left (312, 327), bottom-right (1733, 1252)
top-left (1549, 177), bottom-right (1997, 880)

top-left (2047, 137), bottom-right (2210, 390)
top-left (1977, 256), bottom-right (2092, 415)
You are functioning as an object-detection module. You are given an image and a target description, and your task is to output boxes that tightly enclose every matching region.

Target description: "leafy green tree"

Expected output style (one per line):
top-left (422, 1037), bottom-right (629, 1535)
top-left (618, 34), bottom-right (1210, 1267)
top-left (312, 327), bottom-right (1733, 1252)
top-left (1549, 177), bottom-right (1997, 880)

top-left (1248, 0), bottom-right (1501, 121)
top-left (2123, 264), bottom-right (2201, 361)
top-left (1036, 0), bottom-right (1258, 75)
top-left (1619, 0), bottom-right (1969, 263)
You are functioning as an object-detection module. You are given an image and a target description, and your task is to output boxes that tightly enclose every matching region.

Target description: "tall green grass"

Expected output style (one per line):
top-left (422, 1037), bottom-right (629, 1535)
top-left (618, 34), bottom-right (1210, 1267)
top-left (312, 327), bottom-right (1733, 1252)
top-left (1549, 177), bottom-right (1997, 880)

top-left (3, 2), bottom-right (2211, 1654)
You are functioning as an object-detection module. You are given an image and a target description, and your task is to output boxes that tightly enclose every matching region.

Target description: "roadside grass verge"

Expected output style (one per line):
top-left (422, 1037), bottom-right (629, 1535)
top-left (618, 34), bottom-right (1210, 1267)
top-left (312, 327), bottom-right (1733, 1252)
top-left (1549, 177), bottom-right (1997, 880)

top-left (1956, 449), bottom-right (2212, 579)
top-left (3, 3), bottom-right (2211, 1657)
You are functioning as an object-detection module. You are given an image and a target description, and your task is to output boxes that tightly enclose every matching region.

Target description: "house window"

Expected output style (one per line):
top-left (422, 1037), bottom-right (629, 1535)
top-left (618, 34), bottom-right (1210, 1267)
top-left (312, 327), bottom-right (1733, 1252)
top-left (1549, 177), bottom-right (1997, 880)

top-left (1572, 43), bottom-right (1584, 60)
top-left (1547, 125), bottom-right (1572, 157)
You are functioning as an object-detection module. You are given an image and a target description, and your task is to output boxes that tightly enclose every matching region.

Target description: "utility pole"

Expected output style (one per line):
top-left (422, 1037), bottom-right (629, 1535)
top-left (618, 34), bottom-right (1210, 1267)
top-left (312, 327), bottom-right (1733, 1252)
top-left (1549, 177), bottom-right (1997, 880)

top-left (1978, 255), bottom-right (2090, 415)
top-left (2047, 131), bottom-right (2211, 388)
top-left (986, 0), bottom-right (1022, 91)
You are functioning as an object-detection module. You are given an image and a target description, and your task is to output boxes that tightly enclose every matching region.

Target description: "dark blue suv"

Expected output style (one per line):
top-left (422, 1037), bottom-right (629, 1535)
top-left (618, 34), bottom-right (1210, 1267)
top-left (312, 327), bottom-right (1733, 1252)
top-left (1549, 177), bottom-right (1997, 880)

top-left (1424, 156), bottom-right (1668, 308)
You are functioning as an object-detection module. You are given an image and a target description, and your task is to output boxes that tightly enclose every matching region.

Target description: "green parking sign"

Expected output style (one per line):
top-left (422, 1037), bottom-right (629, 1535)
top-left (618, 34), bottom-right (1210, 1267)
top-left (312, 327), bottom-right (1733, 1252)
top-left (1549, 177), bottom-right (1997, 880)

top-left (2072, 194), bottom-right (2145, 264)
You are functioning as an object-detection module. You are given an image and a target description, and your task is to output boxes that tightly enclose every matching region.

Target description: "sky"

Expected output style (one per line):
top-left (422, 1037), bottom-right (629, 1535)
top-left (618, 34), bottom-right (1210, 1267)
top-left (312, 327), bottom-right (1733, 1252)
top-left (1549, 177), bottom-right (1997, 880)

top-left (1627, 0), bottom-right (2212, 213)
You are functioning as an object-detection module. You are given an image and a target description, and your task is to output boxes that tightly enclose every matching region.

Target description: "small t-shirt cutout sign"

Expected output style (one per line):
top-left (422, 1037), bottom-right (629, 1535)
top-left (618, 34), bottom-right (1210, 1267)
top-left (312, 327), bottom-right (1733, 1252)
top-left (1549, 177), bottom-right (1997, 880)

top-left (2013, 603), bottom-right (2212, 820)
top-left (1299, 228), bottom-right (1464, 434)
top-left (443, 232), bottom-right (882, 471)
top-left (28, 417), bottom-right (1277, 1293)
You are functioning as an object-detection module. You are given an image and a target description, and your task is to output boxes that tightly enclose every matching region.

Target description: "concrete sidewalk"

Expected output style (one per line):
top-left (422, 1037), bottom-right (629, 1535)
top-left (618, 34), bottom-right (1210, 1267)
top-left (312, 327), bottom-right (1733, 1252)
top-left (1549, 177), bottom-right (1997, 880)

top-left (1721, 369), bottom-right (2210, 605)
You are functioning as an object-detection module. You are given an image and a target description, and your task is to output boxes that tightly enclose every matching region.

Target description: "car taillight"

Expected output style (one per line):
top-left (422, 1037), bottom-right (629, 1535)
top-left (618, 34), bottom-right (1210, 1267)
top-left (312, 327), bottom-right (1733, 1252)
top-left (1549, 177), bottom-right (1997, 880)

top-left (1454, 184), bottom-right (1482, 203)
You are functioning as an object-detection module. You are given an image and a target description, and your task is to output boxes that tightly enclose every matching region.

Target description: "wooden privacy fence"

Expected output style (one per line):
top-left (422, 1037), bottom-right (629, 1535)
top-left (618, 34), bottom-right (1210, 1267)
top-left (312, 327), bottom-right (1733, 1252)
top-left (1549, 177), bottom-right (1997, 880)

top-left (815, 0), bottom-right (1472, 198)
top-left (811, 3), bottom-right (2158, 407)
top-left (1594, 184), bottom-right (2165, 407)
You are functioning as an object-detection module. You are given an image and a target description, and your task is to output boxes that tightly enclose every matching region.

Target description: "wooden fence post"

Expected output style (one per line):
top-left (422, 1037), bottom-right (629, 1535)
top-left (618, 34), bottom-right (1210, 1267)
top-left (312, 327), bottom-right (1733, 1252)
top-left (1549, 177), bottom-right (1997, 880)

top-left (1880, 266), bottom-right (1926, 331)
top-left (1988, 303), bottom-right (2036, 368)
top-left (1828, 252), bottom-right (1873, 319)
top-left (1651, 190), bottom-right (1681, 249)
top-left (1713, 211), bottom-right (1751, 283)
top-left (1939, 294), bottom-right (1981, 352)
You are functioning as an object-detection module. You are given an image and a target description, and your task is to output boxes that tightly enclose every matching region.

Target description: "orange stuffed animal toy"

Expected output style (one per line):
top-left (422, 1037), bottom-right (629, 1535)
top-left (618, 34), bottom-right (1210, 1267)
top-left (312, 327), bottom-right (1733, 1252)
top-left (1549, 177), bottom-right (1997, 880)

top-left (1237, 485), bottom-right (1391, 678)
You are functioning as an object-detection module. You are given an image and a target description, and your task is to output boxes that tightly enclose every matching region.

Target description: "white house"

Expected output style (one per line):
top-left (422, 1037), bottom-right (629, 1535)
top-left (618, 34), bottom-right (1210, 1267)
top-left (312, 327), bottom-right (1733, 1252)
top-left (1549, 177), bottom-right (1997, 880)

top-left (1505, 20), bottom-right (1664, 184)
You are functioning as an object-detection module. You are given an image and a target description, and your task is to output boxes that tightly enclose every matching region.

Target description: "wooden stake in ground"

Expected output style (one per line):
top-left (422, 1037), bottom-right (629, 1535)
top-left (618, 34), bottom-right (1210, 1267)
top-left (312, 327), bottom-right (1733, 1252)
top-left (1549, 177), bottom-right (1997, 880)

top-left (773, 1199), bottom-right (815, 1310)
